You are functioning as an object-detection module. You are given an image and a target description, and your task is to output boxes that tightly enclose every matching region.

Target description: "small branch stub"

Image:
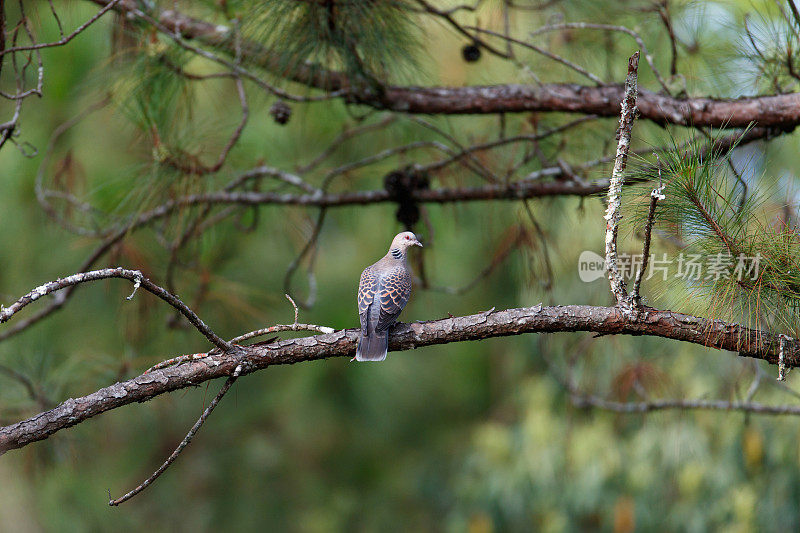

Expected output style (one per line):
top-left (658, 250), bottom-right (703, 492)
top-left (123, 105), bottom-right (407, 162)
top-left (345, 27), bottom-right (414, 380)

top-left (126, 272), bottom-right (143, 300)
top-left (285, 293), bottom-right (299, 326)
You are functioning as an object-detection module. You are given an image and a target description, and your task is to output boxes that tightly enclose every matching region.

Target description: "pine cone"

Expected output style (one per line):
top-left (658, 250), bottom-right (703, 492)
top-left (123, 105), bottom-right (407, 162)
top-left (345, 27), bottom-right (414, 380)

top-left (270, 101), bottom-right (292, 125)
top-left (461, 43), bottom-right (481, 63)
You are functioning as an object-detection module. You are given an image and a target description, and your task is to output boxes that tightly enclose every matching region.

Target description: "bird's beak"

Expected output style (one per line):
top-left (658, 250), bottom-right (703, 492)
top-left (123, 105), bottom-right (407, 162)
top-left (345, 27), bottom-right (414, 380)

top-left (413, 239), bottom-right (423, 248)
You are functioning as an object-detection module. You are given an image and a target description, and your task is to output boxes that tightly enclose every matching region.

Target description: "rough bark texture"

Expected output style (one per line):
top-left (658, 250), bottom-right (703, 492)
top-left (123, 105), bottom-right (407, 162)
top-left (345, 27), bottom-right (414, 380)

top-left (174, 180), bottom-right (611, 208)
top-left (604, 52), bottom-right (639, 309)
top-left (92, 0), bottom-right (800, 128)
top-left (1, 304), bottom-right (796, 454)
top-left (375, 85), bottom-right (800, 126)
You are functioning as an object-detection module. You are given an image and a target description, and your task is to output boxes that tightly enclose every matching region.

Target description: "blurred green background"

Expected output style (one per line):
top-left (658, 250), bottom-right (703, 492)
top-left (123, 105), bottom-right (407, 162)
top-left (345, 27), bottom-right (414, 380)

top-left (2, 1), bottom-right (800, 531)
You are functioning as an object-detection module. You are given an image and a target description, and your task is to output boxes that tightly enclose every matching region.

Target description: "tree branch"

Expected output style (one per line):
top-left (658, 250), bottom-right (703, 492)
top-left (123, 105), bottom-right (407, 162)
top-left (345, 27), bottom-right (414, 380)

top-left (89, 0), bottom-right (800, 128)
top-left (604, 51), bottom-right (639, 309)
top-left (108, 364), bottom-right (243, 506)
top-left (570, 392), bottom-right (800, 416)
top-left (1, 0), bottom-right (121, 56)
top-left (0, 125), bottom-right (775, 344)
top-left (1, 304), bottom-right (797, 454)
top-left (0, 268), bottom-right (232, 352)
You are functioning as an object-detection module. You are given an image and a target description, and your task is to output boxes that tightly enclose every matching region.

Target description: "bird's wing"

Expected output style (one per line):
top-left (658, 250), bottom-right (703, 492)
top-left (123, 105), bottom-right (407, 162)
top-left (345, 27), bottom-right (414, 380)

top-left (376, 265), bottom-right (412, 332)
top-left (358, 265), bottom-right (379, 334)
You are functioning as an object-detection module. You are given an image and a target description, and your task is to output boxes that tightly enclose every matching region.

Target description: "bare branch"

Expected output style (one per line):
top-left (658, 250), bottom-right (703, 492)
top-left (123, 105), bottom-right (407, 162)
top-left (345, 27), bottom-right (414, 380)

top-left (297, 115), bottom-right (396, 174)
top-left (0, 364), bottom-right (52, 408)
top-left (604, 51), bottom-right (639, 310)
top-left (0, 268), bottom-right (232, 352)
top-left (631, 160), bottom-right (665, 305)
top-left (779, 334), bottom-right (792, 381)
top-left (2, 303), bottom-right (798, 454)
top-left (1, 0), bottom-right (121, 56)
top-left (109, 365), bottom-right (243, 506)
top-left (226, 166), bottom-right (321, 195)
top-left (283, 208), bottom-right (326, 309)
top-left (145, 294), bottom-right (335, 374)
top-left (529, 22), bottom-right (670, 93)
top-left (790, 0), bottom-right (800, 28)
top-left (413, 0), bottom-right (511, 59)
top-left (468, 26), bottom-right (605, 85)
top-left (570, 393), bottom-right (800, 416)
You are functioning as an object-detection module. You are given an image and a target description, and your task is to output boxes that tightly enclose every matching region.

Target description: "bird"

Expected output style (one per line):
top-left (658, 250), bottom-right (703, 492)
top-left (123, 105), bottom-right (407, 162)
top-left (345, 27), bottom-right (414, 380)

top-left (355, 231), bottom-right (423, 362)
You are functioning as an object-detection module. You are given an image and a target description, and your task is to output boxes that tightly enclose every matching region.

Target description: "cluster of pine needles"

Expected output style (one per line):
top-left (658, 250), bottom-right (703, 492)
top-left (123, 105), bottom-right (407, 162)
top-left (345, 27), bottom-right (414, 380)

top-left (627, 133), bottom-right (800, 337)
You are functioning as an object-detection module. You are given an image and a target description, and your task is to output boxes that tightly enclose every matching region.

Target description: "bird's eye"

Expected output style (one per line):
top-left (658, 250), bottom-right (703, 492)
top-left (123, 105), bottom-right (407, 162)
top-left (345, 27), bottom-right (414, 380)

top-left (405, 235), bottom-right (410, 239)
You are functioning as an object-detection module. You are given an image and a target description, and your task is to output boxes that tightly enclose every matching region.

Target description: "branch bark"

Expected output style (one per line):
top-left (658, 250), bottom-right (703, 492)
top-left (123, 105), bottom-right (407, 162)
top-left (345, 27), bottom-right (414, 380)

top-left (87, 124), bottom-right (776, 211)
top-left (90, 0), bottom-right (800, 128)
top-left (1, 304), bottom-right (796, 454)
top-left (0, 268), bottom-right (232, 352)
top-left (604, 51), bottom-right (639, 309)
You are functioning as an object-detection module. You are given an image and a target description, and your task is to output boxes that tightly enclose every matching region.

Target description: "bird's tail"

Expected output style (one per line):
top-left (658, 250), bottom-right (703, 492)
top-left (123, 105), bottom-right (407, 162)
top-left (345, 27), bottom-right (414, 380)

top-left (355, 331), bottom-right (388, 362)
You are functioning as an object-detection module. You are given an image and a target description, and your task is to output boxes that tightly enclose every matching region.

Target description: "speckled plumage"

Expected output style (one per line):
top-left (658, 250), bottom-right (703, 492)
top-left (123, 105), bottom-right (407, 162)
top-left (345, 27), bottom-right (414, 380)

top-left (355, 232), bottom-right (422, 361)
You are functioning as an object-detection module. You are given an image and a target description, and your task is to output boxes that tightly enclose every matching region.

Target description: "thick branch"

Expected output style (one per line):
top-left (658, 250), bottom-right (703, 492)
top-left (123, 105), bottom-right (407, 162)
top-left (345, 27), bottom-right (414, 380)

top-left (1, 304), bottom-right (797, 454)
top-left (90, 0), bottom-right (800, 128)
top-left (157, 179), bottom-right (611, 208)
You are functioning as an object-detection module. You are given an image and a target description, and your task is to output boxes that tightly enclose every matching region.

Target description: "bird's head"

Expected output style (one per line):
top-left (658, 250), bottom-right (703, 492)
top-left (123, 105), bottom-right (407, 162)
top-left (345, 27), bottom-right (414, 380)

top-left (391, 231), bottom-right (423, 251)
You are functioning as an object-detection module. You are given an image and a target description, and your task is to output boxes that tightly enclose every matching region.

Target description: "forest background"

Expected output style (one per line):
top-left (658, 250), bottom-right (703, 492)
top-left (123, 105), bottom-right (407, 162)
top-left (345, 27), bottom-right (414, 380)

top-left (2, 0), bottom-right (800, 531)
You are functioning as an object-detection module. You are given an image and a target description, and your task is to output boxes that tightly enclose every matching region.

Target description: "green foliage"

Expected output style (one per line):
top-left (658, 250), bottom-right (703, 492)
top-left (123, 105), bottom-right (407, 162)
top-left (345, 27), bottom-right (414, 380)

top-left (629, 133), bottom-right (800, 334)
top-left (242, 0), bottom-right (421, 84)
top-left (736, 5), bottom-right (800, 95)
top-left (114, 38), bottom-right (195, 146)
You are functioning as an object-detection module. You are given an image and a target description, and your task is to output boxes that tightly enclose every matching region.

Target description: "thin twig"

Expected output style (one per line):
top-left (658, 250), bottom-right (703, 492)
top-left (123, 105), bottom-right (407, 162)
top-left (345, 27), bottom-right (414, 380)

top-left (468, 26), bottom-right (605, 84)
top-left (529, 22), bottom-right (670, 94)
top-left (631, 154), bottom-right (664, 305)
top-left (413, 0), bottom-right (511, 59)
top-left (1, 0), bottom-right (121, 56)
top-left (109, 365), bottom-right (243, 506)
top-left (789, 0), bottom-right (800, 28)
top-left (283, 209), bottom-right (326, 309)
top-left (225, 165), bottom-right (320, 195)
top-left (285, 294), bottom-right (299, 326)
top-left (145, 294), bottom-right (334, 374)
top-left (571, 393), bottom-right (800, 416)
top-left (297, 115), bottom-right (395, 174)
top-left (0, 364), bottom-right (52, 408)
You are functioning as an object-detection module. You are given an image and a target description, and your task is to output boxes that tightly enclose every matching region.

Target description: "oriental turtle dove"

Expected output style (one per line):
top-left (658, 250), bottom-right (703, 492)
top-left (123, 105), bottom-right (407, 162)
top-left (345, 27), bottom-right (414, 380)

top-left (355, 231), bottom-right (422, 361)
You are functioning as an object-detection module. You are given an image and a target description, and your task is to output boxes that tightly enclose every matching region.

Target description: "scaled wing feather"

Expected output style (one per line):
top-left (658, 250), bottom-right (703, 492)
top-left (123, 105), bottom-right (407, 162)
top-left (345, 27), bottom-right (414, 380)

top-left (358, 266), bottom-right (378, 334)
top-left (376, 266), bottom-right (412, 332)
